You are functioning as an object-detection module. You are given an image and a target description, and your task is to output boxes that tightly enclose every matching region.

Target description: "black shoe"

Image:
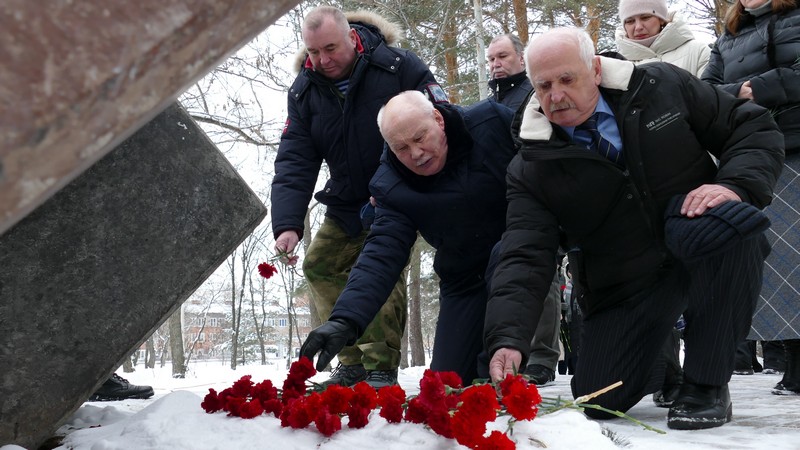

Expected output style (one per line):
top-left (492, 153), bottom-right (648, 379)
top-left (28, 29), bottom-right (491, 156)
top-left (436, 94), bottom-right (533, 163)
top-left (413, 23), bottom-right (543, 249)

top-left (89, 374), bottom-right (154, 401)
top-left (772, 381), bottom-right (800, 396)
top-left (653, 383), bottom-right (682, 408)
top-left (321, 363), bottom-right (367, 387)
top-left (667, 382), bottom-right (732, 430)
top-left (653, 372), bottom-right (683, 407)
top-left (364, 369), bottom-right (398, 389)
top-left (523, 364), bottom-right (555, 386)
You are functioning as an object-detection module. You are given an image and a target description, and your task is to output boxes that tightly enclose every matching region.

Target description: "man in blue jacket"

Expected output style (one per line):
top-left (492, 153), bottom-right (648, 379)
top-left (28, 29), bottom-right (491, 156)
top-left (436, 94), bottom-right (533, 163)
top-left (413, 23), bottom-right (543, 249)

top-left (299, 90), bottom-right (515, 384)
top-left (271, 6), bottom-right (447, 388)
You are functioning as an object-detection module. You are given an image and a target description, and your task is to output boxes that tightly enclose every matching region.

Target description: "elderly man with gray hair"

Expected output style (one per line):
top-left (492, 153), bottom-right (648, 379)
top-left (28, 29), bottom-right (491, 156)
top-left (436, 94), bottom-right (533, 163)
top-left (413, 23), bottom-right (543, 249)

top-left (485, 27), bottom-right (783, 430)
top-left (300, 90), bottom-right (515, 384)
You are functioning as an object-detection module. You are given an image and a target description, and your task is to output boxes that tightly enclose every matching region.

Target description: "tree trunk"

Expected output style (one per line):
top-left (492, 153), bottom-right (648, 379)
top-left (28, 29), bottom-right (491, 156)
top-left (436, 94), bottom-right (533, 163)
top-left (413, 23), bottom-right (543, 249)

top-left (408, 237), bottom-right (426, 367)
top-left (304, 204), bottom-right (322, 329)
top-left (228, 254), bottom-right (239, 370)
top-left (585, 3), bottom-right (601, 49)
top-left (512, 0), bottom-right (528, 44)
top-left (400, 317), bottom-right (409, 369)
top-left (169, 308), bottom-right (186, 378)
top-left (122, 356), bottom-right (134, 373)
top-left (145, 336), bottom-right (156, 369)
top-left (443, 16), bottom-right (461, 104)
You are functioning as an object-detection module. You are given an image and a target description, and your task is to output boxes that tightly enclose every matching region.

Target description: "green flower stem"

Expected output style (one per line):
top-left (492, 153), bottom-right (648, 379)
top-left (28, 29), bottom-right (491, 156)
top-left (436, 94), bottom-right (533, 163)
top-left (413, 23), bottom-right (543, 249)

top-left (538, 381), bottom-right (665, 434)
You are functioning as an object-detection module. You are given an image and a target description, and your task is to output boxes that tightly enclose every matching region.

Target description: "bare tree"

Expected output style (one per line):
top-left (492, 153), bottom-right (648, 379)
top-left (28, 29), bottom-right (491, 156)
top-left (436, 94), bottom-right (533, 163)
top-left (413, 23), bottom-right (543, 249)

top-left (169, 308), bottom-right (186, 378)
top-left (407, 237), bottom-right (427, 367)
top-left (684, 0), bottom-right (731, 37)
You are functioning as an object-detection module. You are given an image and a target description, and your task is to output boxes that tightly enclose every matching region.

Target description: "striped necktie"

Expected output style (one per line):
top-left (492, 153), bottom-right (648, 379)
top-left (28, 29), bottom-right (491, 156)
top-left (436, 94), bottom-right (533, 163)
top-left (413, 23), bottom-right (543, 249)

top-left (577, 113), bottom-right (622, 165)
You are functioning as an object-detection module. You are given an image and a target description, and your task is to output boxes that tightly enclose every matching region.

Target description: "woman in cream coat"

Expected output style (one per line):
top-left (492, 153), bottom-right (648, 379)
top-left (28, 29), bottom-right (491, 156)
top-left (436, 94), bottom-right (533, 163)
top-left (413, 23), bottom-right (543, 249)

top-left (615, 0), bottom-right (710, 77)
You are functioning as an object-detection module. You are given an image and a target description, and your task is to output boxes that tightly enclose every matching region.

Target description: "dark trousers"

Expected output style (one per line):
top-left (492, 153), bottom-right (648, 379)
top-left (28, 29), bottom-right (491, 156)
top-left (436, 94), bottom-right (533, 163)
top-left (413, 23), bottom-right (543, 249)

top-left (572, 235), bottom-right (767, 417)
top-left (431, 275), bottom-right (488, 384)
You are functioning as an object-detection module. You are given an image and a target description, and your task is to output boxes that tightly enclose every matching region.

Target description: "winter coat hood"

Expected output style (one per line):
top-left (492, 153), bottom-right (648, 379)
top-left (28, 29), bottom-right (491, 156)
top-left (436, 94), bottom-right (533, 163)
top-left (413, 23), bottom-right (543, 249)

top-left (292, 10), bottom-right (402, 73)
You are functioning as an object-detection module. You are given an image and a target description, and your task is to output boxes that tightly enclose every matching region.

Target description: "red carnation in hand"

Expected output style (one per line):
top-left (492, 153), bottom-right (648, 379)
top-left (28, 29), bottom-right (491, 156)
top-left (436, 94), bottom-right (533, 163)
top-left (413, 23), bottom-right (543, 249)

top-left (258, 262), bottom-right (278, 279)
top-left (499, 374), bottom-right (541, 421)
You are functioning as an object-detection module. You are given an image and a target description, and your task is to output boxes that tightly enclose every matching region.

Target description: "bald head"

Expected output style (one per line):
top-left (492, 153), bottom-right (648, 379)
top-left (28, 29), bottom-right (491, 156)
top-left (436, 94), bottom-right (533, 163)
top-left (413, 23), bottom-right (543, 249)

top-left (378, 91), bottom-right (449, 176)
top-left (525, 28), bottom-right (601, 127)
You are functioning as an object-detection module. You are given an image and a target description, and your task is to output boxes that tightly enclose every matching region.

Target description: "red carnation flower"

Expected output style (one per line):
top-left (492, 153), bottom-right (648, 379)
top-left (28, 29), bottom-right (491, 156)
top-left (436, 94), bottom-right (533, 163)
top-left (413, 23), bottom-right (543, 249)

top-left (231, 375), bottom-right (254, 398)
top-left (262, 398), bottom-right (283, 417)
top-left (321, 384), bottom-right (354, 415)
top-left (458, 383), bottom-right (499, 423)
top-left (451, 409), bottom-right (486, 448)
top-left (226, 396), bottom-right (247, 417)
top-left (350, 382), bottom-right (378, 410)
top-left (282, 397), bottom-right (314, 429)
top-left (201, 388), bottom-right (223, 413)
top-left (314, 406), bottom-right (342, 436)
top-left (377, 385), bottom-right (406, 423)
top-left (239, 399), bottom-right (265, 419)
top-left (500, 376), bottom-right (541, 421)
top-left (404, 397), bottom-right (428, 424)
top-left (252, 379), bottom-right (278, 403)
top-left (476, 431), bottom-right (515, 450)
top-left (427, 408), bottom-right (454, 439)
top-left (347, 405), bottom-right (371, 429)
top-left (258, 262), bottom-right (278, 279)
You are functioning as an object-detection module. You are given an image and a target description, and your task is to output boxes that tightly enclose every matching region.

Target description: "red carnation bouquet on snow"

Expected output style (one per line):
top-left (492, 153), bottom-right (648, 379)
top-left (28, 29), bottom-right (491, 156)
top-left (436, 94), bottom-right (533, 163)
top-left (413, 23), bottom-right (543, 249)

top-left (201, 357), bottom-right (545, 449)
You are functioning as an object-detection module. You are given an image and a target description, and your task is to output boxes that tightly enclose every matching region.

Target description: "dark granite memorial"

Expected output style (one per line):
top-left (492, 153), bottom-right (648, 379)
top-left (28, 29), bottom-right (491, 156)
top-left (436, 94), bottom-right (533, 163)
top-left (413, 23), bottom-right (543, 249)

top-left (0, 103), bottom-right (267, 448)
top-left (0, 0), bottom-right (300, 236)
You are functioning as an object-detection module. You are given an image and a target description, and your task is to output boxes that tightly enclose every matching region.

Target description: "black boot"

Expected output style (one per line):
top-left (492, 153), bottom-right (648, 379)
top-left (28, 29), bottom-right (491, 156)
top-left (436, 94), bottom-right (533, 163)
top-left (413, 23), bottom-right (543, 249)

top-left (667, 381), bottom-right (732, 430)
top-left (773, 340), bottom-right (800, 395)
top-left (523, 364), bottom-right (556, 386)
top-left (89, 373), bottom-right (154, 401)
top-left (321, 363), bottom-right (367, 387)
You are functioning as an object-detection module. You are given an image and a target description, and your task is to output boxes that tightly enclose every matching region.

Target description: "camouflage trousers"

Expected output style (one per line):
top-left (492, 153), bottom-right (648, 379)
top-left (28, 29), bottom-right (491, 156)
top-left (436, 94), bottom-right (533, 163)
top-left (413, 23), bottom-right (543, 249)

top-left (303, 217), bottom-right (407, 370)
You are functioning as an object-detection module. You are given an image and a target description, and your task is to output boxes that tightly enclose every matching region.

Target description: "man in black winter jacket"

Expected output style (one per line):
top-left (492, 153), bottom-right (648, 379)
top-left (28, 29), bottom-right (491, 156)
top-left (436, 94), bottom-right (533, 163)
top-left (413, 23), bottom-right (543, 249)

top-left (300, 90), bottom-right (515, 384)
top-left (485, 28), bottom-right (784, 430)
top-left (485, 33), bottom-right (533, 111)
top-left (271, 6), bottom-right (447, 389)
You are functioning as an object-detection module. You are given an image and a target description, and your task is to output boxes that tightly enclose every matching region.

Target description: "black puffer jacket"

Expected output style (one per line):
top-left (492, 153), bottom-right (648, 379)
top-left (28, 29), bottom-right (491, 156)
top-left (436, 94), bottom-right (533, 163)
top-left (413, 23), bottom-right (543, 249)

top-left (485, 58), bottom-right (784, 360)
top-left (702, 5), bottom-right (800, 152)
top-left (271, 12), bottom-right (442, 239)
top-left (329, 101), bottom-right (515, 333)
top-left (487, 71), bottom-right (533, 111)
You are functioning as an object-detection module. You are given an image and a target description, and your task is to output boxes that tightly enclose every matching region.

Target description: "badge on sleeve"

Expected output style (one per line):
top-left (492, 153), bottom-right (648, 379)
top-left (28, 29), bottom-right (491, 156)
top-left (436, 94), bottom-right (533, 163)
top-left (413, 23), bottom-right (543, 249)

top-left (424, 83), bottom-right (449, 104)
top-left (282, 118), bottom-right (290, 136)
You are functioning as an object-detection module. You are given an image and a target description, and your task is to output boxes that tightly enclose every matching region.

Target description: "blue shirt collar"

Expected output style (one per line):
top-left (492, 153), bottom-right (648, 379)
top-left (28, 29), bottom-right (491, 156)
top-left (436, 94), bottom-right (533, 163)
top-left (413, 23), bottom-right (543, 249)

top-left (561, 95), bottom-right (613, 139)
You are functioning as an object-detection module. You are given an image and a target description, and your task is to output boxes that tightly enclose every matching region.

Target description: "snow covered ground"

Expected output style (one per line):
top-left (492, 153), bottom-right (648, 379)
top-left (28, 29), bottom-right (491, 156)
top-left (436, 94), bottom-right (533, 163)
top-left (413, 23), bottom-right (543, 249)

top-left (3, 359), bottom-right (798, 450)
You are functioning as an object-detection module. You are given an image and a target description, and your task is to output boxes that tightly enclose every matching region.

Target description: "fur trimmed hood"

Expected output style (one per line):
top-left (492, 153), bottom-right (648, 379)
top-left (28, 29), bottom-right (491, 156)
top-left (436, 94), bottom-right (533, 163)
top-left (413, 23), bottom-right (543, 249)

top-left (292, 10), bottom-right (403, 73)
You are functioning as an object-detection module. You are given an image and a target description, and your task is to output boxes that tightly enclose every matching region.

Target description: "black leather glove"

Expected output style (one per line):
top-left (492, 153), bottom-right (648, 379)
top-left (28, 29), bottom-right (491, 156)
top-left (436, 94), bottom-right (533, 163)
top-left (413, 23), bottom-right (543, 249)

top-left (300, 318), bottom-right (359, 371)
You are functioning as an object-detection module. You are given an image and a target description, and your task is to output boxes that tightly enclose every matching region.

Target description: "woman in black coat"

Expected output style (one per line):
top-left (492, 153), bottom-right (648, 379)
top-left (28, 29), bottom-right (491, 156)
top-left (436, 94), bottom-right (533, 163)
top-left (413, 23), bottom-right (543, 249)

top-left (703, 0), bottom-right (800, 396)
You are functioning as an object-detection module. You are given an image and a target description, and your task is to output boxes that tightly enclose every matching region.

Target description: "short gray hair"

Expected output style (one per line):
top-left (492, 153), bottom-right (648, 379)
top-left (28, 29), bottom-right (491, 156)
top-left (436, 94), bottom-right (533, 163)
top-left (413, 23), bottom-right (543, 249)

top-left (303, 6), bottom-right (349, 34)
top-left (525, 27), bottom-right (595, 74)
top-left (490, 33), bottom-right (524, 56)
top-left (377, 90), bottom-right (434, 135)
